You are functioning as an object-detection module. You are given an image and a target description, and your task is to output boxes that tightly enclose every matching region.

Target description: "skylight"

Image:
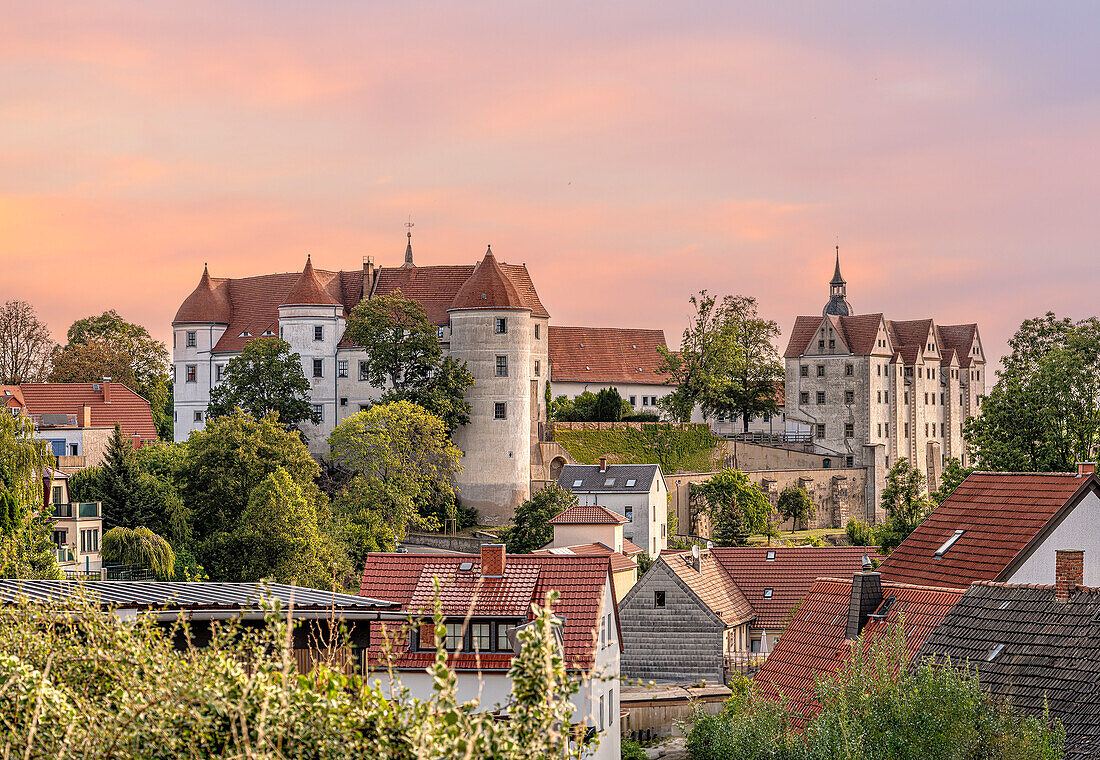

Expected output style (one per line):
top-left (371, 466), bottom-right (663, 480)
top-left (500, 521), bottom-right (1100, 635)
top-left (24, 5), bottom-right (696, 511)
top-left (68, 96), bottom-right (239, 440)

top-left (763, 588), bottom-right (773, 599)
top-left (766, 550), bottom-right (776, 561)
top-left (934, 529), bottom-right (965, 556)
top-left (604, 478), bottom-right (615, 487)
top-left (572, 480), bottom-right (583, 488)
top-left (626, 479), bottom-right (637, 487)
top-left (549, 547), bottom-right (574, 555)
top-left (868, 596), bottom-right (896, 620)
top-left (987, 643), bottom-right (1005, 661)
top-left (458, 562), bottom-right (474, 572)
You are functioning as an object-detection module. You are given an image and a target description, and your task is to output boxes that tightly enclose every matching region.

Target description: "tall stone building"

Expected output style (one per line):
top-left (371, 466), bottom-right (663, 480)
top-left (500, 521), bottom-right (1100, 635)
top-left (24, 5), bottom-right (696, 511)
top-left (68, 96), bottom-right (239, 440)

top-left (172, 239), bottom-right (549, 523)
top-left (783, 253), bottom-right (986, 497)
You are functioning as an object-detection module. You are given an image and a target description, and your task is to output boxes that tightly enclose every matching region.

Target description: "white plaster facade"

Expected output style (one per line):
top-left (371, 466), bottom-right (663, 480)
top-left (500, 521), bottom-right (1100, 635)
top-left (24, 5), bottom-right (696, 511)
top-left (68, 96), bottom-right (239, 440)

top-left (1007, 489), bottom-right (1100, 586)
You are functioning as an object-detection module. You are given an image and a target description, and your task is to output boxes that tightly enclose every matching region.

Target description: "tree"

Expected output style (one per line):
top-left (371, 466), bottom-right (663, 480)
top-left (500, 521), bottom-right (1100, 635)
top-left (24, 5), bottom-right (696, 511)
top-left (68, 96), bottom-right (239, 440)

top-left (550, 388), bottom-right (632, 422)
top-left (183, 412), bottom-right (322, 541)
top-left (0, 300), bottom-right (54, 384)
top-left (206, 337), bottom-right (316, 431)
top-left (876, 457), bottom-right (932, 553)
top-left (691, 469), bottom-right (772, 546)
top-left (0, 412), bottom-right (61, 579)
top-left (49, 310), bottom-right (172, 439)
top-left (328, 402), bottom-right (462, 560)
top-left (343, 290), bottom-right (474, 432)
top-left (657, 291), bottom-right (740, 422)
top-left (100, 526), bottom-right (176, 579)
top-left (932, 457), bottom-right (973, 506)
top-left (501, 485), bottom-right (576, 553)
top-left (777, 485), bottom-right (815, 532)
top-left (709, 296), bottom-right (783, 432)
top-left (966, 313), bottom-right (1100, 472)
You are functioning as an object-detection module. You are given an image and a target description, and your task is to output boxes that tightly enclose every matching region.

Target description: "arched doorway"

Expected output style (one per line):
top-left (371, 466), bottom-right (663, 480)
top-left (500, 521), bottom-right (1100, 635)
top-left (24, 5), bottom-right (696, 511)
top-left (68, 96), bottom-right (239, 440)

top-left (549, 456), bottom-right (567, 482)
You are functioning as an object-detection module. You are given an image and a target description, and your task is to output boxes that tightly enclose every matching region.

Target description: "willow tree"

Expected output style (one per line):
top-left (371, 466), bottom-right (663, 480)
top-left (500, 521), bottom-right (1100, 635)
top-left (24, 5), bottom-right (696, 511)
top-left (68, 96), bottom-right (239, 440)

top-left (101, 526), bottom-right (176, 579)
top-left (0, 413), bottom-right (61, 578)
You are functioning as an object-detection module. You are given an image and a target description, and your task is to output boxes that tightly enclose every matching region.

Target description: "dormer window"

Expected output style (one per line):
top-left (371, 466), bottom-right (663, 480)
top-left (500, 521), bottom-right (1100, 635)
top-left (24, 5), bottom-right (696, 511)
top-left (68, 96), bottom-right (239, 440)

top-left (239, 331), bottom-right (251, 338)
top-left (262, 330), bottom-right (275, 336)
top-left (495, 317), bottom-right (507, 334)
top-left (626, 479), bottom-right (636, 487)
top-left (935, 529), bottom-right (965, 556)
top-left (573, 480), bottom-right (583, 488)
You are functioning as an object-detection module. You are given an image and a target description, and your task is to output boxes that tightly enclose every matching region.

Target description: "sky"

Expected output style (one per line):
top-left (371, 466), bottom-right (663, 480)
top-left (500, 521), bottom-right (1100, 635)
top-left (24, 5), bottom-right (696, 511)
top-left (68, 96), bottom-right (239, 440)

top-left (3, 2), bottom-right (1100, 367)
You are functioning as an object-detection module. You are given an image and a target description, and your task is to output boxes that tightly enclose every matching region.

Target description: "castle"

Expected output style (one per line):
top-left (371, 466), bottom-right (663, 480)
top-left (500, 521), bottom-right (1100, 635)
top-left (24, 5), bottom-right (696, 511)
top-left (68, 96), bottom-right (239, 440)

top-left (173, 238), bottom-right (550, 523)
top-left (783, 253), bottom-right (986, 493)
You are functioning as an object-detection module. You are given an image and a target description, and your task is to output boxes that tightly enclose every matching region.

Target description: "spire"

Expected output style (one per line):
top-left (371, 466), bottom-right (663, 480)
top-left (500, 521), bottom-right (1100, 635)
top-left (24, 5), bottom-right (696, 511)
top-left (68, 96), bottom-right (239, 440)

top-left (831, 246), bottom-right (845, 286)
top-left (823, 246), bottom-right (853, 317)
top-left (174, 262), bottom-right (230, 324)
top-left (280, 254), bottom-right (342, 307)
top-left (402, 217), bottom-right (415, 267)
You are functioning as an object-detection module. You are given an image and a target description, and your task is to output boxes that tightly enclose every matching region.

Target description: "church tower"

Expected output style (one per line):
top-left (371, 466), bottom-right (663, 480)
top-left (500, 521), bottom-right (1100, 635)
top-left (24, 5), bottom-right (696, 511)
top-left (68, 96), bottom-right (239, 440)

top-left (823, 248), bottom-right (853, 317)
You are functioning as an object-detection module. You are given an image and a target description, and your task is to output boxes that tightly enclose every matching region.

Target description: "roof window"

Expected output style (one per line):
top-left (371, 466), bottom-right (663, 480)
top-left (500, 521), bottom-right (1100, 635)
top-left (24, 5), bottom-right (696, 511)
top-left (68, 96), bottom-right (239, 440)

top-left (763, 588), bottom-right (773, 599)
top-left (239, 331), bottom-right (251, 337)
top-left (987, 643), bottom-right (1005, 661)
top-left (934, 529), bottom-right (965, 556)
top-left (572, 479), bottom-right (583, 488)
top-left (766, 550), bottom-right (776, 561)
top-left (458, 562), bottom-right (473, 572)
top-left (626, 479), bottom-right (636, 487)
top-left (868, 596), bottom-right (896, 620)
top-left (604, 478), bottom-right (615, 487)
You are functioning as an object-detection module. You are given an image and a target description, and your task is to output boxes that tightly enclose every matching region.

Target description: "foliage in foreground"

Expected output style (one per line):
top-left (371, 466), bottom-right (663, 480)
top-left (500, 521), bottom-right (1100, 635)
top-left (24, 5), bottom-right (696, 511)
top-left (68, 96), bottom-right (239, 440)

top-left (686, 626), bottom-right (1064, 760)
top-left (0, 588), bottom-right (593, 760)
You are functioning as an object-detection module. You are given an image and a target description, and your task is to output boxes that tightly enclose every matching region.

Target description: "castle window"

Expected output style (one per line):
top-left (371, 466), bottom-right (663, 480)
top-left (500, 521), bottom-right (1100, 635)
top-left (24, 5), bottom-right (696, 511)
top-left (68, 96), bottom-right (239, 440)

top-left (924, 392), bottom-right (929, 404)
top-left (877, 423), bottom-right (882, 437)
top-left (845, 364), bottom-right (853, 376)
top-left (846, 456), bottom-right (854, 467)
top-left (815, 424), bottom-right (825, 439)
top-left (339, 397), bottom-right (347, 407)
top-left (800, 392), bottom-right (809, 404)
top-left (194, 410), bottom-right (203, 422)
top-left (312, 404), bottom-right (323, 421)
top-left (845, 390), bottom-right (854, 404)
top-left (884, 391), bottom-right (889, 404)
top-left (494, 403), bottom-right (507, 420)
top-left (314, 326), bottom-right (324, 341)
top-left (918, 367), bottom-right (923, 378)
top-left (186, 331), bottom-right (196, 348)
top-left (313, 359), bottom-right (324, 378)
top-left (359, 361), bottom-right (369, 381)
top-left (816, 391), bottom-right (825, 405)
top-left (905, 422), bottom-right (909, 437)
top-left (800, 365), bottom-right (809, 377)
top-left (845, 423), bottom-right (854, 438)
top-left (186, 365), bottom-right (196, 383)
top-left (495, 317), bottom-right (507, 334)
top-left (338, 360), bottom-right (348, 378)
top-left (829, 339), bottom-right (835, 349)
top-left (534, 360), bottom-right (540, 377)
top-left (495, 355), bottom-right (508, 377)
top-left (877, 391), bottom-right (881, 403)
top-left (885, 423), bottom-right (889, 436)
top-left (534, 324), bottom-right (540, 339)
top-left (940, 393), bottom-right (945, 405)
top-left (438, 326), bottom-right (444, 339)
top-left (877, 365), bottom-right (881, 377)
top-left (215, 364), bottom-right (225, 382)
top-left (816, 365), bottom-right (825, 377)
top-left (925, 423), bottom-right (929, 436)
top-left (359, 404), bottom-right (369, 412)
top-left (818, 339), bottom-right (825, 349)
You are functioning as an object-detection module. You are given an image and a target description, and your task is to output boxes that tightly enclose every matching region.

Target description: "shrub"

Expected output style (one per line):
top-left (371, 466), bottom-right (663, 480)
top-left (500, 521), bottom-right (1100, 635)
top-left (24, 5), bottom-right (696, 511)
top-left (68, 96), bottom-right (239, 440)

top-left (621, 738), bottom-right (647, 760)
top-left (846, 519), bottom-right (874, 546)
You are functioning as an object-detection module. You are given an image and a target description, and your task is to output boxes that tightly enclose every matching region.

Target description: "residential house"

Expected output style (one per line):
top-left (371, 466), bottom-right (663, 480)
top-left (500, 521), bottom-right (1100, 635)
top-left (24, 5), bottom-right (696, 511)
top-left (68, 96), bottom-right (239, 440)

top-left (359, 545), bottom-right (622, 760)
top-left (916, 550), bottom-right (1100, 760)
top-left (43, 470), bottom-right (103, 575)
top-left (753, 565), bottom-right (963, 717)
top-left (558, 461), bottom-right (668, 555)
top-left (534, 503), bottom-right (644, 599)
top-left (878, 464), bottom-right (1100, 588)
top-left (618, 545), bottom-right (868, 683)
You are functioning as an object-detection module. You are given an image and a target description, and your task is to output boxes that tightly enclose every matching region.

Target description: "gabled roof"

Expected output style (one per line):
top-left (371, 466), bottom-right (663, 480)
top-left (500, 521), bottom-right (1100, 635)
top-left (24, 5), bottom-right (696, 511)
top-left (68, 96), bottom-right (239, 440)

top-left (548, 504), bottom-right (628, 525)
top-left (358, 553), bottom-right (616, 671)
top-left (558, 463), bottom-right (661, 493)
top-left (533, 542), bottom-right (638, 573)
top-left (548, 326), bottom-right (669, 384)
top-left (783, 314), bottom-right (885, 358)
top-left (916, 582), bottom-right (1100, 760)
top-left (448, 247), bottom-right (532, 313)
top-left (280, 256), bottom-right (343, 307)
top-left (936, 323), bottom-right (981, 368)
top-left (661, 550), bottom-right (755, 627)
top-left (754, 577), bottom-right (963, 717)
top-left (783, 316), bottom-right (824, 358)
top-left (19, 383), bottom-right (157, 440)
top-left (1, 385), bottom-right (25, 408)
top-left (878, 472), bottom-right (1097, 589)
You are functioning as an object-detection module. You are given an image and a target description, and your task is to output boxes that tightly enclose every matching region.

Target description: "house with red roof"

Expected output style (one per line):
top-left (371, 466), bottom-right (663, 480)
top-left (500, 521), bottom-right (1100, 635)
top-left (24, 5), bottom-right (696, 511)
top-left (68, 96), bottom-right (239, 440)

top-left (8, 382), bottom-right (156, 469)
top-left (533, 503), bottom-right (644, 599)
top-left (878, 464), bottom-right (1100, 588)
top-left (753, 564), bottom-right (963, 718)
top-left (617, 545), bottom-right (868, 684)
top-left (784, 252), bottom-right (986, 498)
top-left (359, 544), bottom-right (622, 760)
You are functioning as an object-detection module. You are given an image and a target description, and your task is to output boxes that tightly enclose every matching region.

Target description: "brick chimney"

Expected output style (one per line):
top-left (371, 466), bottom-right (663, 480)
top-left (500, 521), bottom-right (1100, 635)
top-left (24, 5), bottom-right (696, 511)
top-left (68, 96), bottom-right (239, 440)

top-left (362, 256), bottom-right (375, 298)
top-left (1077, 462), bottom-right (1096, 477)
top-left (599, 456), bottom-right (608, 473)
top-left (1055, 549), bottom-right (1084, 602)
top-left (481, 544), bottom-right (506, 578)
top-left (102, 382), bottom-right (112, 404)
top-left (845, 566), bottom-right (882, 639)
top-left (131, 432), bottom-right (142, 450)
top-left (81, 404), bottom-right (92, 428)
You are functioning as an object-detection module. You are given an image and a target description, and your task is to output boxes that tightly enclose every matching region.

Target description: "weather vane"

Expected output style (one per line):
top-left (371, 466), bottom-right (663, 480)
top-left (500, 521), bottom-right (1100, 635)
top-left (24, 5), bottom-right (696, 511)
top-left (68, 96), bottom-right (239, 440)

top-left (405, 215), bottom-right (414, 238)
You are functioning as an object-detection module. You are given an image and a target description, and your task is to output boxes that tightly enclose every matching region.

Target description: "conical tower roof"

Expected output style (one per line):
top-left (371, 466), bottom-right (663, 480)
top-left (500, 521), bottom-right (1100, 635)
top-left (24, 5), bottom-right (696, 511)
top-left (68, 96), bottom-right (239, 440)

top-left (449, 246), bottom-right (531, 312)
top-left (280, 255), bottom-right (342, 307)
top-left (173, 264), bottom-right (231, 324)
top-left (831, 250), bottom-right (845, 285)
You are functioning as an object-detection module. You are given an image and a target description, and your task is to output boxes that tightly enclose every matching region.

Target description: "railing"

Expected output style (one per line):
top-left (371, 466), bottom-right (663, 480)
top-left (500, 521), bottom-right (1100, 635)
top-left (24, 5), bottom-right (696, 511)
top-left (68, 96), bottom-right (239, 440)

top-left (56, 548), bottom-right (75, 564)
top-left (724, 652), bottom-right (767, 679)
top-left (723, 431), bottom-right (813, 445)
top-left (52, 503), bottom-right (73, 519)
top-left (50, 502), bottom-right (101, 519)
top-left (103, 564), bottom-right (155, 581)
top-left (64, 569), bottom-right (102, 580)
top-left (78, 502), bottom-right (100, 518)
top-left (57, 455), bottom-right (86, 468)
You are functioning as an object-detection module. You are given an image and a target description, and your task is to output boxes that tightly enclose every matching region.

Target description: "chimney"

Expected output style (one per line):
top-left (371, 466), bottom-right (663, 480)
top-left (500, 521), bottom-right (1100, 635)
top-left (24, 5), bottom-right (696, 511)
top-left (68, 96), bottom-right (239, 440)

top-left (481, 544), bottom-right (506, 578)
top-left (599, 456), bottom-right (608, 473)
top-left (131, 432), bottom-right (142, 450)
top-left (102, 382), bottom-right (112, 404)
top-left (691, 544), bottom-right (701, 572)
top-left (1077, 462), bottom-right (1096, 477)
top-left (1055, 549), bottom-right (1084, 602)
top-left (362, 256), bottom-right (375, 299)
top-left (81, 404), bottom-right (92, 428)
top-left (845, 567), bottom-right (882, 639)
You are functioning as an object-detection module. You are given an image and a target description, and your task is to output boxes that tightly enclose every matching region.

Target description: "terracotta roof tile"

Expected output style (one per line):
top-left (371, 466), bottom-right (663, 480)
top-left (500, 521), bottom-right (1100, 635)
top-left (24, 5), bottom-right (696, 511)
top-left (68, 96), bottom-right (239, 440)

top-left (280, 256), bottom-right (343, 307)
top-left (878, 472), bottom-right (1094, 589)
top-left (663, 551), bottom-right (755, 627)
top-left (936, 323), bottom-right (980, 367)
top-left (548, 504), bottom-right (628, 525)
top-left (837, 314), bottom-right (885, 355)
top-left (533, 542), bottom-right (638, 572)
top-left (173, 265), bottom-right (232, 324)
top-left (549, 326), bottom-right (669, 384)
top-left (449, 248), bottom-right (531, 313)
top-left (783, 316), bottom-right (823, 358)
top-left (20, 383), bottom-right (156, 440)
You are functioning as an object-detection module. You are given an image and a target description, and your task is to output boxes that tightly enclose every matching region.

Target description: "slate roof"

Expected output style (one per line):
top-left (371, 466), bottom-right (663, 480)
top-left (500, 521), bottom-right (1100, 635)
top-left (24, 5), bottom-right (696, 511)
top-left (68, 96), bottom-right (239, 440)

top-left (754, 577), bottom-right (963, 718)
top-left (358, 553), bottom-right (617, 671)
top-left (878, 472), bottom-right (1097, 589)
top-left (548, 326), bottom-right (669, 384)
top-left (533, 542), bottom-right (639, 573)
top-left (0, 580), bottom-right (397, 611)
top-left (558, 463), bottom-right (660, 493)
top-left (916, 582), bottom-right (1100, 760)
top-left (549, 504), bottom-right (628, 525)
top-left (20, 383), bottom-right (157, 441)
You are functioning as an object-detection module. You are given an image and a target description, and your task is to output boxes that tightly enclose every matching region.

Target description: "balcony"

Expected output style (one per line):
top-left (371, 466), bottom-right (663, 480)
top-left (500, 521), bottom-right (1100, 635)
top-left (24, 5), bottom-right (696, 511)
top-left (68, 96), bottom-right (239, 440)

top-left (50, 502), bottom-right (102, 520)
top-left (56, 455), bottom-right (86, 468)
top-left (56, 548), bottom-right (75, 564)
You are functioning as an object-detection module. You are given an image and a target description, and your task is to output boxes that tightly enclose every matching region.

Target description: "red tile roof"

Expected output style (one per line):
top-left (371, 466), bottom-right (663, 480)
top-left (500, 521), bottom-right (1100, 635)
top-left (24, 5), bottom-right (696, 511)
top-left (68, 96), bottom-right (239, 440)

top-left (878, 472), bottom-right (1095, 589)
top-left (449, 247), bottom-right (530, 313)
top-left (783, 316), bottom-right (823, 358)
top-left (936, 323), bottom-right (980, 367)
top-left (548, 326), bottom-right (669, 384)
top-left (533, 542), bottom-right (638, 573)
top-left (1, 386), bottom-right (25, 409)
top-left (280, 256), bottom-right (343, 307)
top-left (753, 577), bottom-right (963, 717)
top-left (549, 504), bottom-right (628, 525)
top-left (663, 550), bottom-right (755, 627)
top-left (359, 553), bottom-right (616, 671)
top-left (19, 383), bottom-right (157, 440)
top-left (622, 539), bottom-right (645, 556)
top-left (174, 265), bottom-right (232, 324)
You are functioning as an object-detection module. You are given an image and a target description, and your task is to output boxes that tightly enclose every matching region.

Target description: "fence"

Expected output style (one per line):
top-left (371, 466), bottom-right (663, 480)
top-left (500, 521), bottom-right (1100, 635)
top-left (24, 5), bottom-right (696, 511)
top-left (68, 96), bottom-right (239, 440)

top-left (551, 421), bottom-right (710, 433)
top-left (724, 652), bottom-right (767, 679)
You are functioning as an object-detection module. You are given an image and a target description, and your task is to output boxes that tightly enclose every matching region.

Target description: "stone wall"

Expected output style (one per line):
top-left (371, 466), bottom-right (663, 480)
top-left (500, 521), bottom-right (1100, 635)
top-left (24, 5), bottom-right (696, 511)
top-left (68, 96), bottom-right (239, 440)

top-left (618, 562), bottom-right (725, 683)
top-left (402, 532), bottom-right (498, 553)
top-left (715, 440), bottom-right (834, 471)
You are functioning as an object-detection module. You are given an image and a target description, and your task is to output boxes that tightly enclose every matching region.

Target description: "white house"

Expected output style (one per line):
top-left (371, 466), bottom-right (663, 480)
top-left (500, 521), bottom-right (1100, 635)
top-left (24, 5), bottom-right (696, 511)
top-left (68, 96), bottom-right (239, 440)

top-left (359, 545), bottom-right (622, 760)
top-left (559, 461), bottom-right (668, 556)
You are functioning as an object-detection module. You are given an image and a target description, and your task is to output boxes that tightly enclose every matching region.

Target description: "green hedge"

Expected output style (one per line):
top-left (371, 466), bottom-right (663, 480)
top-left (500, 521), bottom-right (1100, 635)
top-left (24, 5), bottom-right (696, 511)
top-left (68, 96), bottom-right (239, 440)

top-left (554, 425), bottom-right (719, 474)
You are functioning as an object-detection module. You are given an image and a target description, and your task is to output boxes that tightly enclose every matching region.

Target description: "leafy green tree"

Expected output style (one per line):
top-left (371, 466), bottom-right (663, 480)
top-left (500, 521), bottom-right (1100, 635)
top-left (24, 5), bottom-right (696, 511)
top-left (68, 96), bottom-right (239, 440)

top-left (328, 402), bottom-right (462, 561)
top-left (502, 485), bottom-right (576, 553)
top-left (0, 413), bottom-right (60, 579)
top-left (550, 389), bottom-right (632, 422)
top-left (100, 526), bottom-right (176, 579)
top-left (343, 290), bottom-right (474, 432)
top-left (691, 469), bottom-right (771, 546)
top-left (206, 337), bottom-right (316, 431)
top-left (875, 457), bottom-right (932, 553)
top-left (183, 412), bottom-right (322, 541)
top-left (966, 313), bottom-right (1100, 472)
top-left (709, 295), bottom-right (783, 432)
top-left (657, 291), bottom-right (741, 422)
top-left (933, 457), bottom-right (973, 506)
top-left (49, 310), bottom-right (172, 439)
top-left (777, 485), bottom-right (815, 532)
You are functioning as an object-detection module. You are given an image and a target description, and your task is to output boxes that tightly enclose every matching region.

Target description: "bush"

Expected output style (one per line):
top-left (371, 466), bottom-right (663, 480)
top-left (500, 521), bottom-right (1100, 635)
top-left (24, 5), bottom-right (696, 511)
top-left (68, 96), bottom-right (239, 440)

top-left (621, 738), bottom-right (647, 760)
top-left (846, 519), bottom-right (875, 547)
